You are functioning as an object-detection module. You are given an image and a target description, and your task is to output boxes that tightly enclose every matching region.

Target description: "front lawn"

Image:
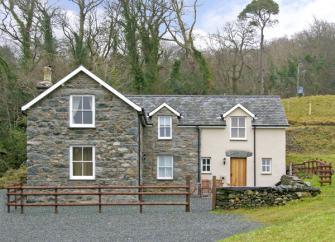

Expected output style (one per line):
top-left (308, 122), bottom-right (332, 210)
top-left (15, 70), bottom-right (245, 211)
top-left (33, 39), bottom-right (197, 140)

top-left (216, 176), bottom-right (335, 241)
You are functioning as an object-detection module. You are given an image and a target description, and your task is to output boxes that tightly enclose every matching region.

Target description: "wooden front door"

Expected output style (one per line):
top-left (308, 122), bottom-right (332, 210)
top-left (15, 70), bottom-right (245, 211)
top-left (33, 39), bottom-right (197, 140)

top-left (230, 158), bottom-right (247, 186)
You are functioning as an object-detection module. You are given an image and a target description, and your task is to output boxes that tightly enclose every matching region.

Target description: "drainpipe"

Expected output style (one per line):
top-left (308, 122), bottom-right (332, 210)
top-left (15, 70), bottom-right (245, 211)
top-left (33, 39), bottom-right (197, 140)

top-left (138, 114), bottom-right (141, 185)
top-left (197, 126), bottom-right (201, 194)
top-left (253, 125), bottom-right (256, 186)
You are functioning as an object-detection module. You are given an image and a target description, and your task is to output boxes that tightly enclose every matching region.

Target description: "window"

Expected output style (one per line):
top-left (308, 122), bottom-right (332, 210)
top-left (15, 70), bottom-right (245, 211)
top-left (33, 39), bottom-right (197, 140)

top-left (230, 117), bottom-right (246, 139)
top-left (70, 95), bottom-right (95, 127)
top-left (201, 157), bottom-right (211, 173)
top-left (157, 155), bottom-right (173, 179)
top-left (261, 158), bottom-right (272, 174)
top-left (158, 116), bottom-right (172, 139)
top-left (70, 146), bottom-right (95, 179)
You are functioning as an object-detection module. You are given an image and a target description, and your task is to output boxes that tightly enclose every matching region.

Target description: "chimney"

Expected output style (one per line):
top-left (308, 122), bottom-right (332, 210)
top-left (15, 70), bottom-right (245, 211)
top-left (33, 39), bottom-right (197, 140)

top-left (37, 66), bottom-right (53, 92)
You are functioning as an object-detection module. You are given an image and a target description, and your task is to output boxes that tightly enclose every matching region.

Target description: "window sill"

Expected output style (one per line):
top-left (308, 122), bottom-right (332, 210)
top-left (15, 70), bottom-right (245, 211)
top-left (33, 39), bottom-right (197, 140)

top-left (201, 172), bottom-right (211, 174)
top-left (69, 126), bottom-right (96, 129)
top-left (261, 172), bottom-right (272, 175)
top-left (157, 178), bottom-right (173, 180)
top-left (230, 138), bottom-right (247, 141)
top-left (69, 177), bottom-right (96, 180)
top-left (158, 138), bottom-right (172, 140)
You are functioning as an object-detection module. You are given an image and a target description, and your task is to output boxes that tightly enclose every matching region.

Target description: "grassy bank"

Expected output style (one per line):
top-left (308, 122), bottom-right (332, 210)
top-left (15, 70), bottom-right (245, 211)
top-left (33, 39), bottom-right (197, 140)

top-left (218, 177), bottom-right (335, 241)
top-left (0, 165), bottom-right (26, 188)
top-left (282, 95), bottom-right (335, 125)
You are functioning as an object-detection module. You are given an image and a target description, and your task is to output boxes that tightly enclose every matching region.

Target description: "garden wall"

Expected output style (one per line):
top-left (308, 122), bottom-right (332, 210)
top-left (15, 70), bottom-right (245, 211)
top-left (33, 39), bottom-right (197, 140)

top-left (215, 186), bottom-right (320, 209)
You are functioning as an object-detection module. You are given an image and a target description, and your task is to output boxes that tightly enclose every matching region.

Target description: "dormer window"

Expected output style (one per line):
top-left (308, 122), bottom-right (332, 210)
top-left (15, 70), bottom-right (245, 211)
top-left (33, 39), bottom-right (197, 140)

top-left (70, 95), bottom-right (95, 128)
top-left (158, 116), bottom-right (172, 139)
top-left (230, 116), bottom-right (246, 140)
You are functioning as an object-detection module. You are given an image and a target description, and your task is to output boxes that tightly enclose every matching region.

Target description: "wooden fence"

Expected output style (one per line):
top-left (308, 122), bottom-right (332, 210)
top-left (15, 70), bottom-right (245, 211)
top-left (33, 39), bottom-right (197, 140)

top-left (288, 160), bottom-right (333, 185)
top-left (6, 176), bottom-right (191, 214)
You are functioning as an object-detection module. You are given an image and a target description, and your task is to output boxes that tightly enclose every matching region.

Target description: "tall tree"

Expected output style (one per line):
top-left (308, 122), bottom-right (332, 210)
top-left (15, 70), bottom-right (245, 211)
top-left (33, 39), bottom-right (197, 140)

top-left (37, 2), bottom-right (58, 66)
top-left (61, 0), bottom-right (103, 66)
top-left (210, 20), bottom-right (255, 93)
top-left (0, 0), bottom-right (38, 71)
top-left (165, 0), bottom-right (212, 93)
top-left (239, 0), bottom-right (279, 94)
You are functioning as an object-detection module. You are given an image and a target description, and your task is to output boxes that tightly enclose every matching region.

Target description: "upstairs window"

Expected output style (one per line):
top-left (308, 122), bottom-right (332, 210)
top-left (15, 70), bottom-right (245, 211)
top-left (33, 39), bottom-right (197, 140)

top-left (261, 158), bottom-right (272, 174)
top-left (230, 117), bottom-right (246, 139)
top-left (158, 116), bottom-right (172, 139)
top-left (201, 157), bottom-right (211, 173)
top-left (70, 146), bottom-right (95, 180)
top-left (70, 95), bottom-right (95, 128)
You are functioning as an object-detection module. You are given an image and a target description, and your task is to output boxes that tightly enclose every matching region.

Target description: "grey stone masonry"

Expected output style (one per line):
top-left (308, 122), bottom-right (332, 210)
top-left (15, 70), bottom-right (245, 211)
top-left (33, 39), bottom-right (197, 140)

top-left (142, 107), bottom-right (198, 185)
top-left (26, 72), bottom-right (140, 186)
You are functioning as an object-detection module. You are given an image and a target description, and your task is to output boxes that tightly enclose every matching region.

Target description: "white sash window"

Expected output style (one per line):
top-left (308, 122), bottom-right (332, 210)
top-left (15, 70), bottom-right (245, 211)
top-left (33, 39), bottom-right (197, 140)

top-left (70, 95), bottom-right (95, 127)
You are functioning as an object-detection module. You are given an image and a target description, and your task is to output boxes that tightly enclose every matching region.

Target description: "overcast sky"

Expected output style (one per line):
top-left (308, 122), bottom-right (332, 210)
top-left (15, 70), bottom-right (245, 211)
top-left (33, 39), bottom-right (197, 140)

top-left (53, 0), bottom-right (335, 48)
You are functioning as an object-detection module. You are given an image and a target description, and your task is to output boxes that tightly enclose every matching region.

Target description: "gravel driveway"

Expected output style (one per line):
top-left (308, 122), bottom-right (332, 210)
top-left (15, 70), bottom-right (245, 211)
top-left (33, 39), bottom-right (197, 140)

top-left (0, 190), bottom-right (260, 242)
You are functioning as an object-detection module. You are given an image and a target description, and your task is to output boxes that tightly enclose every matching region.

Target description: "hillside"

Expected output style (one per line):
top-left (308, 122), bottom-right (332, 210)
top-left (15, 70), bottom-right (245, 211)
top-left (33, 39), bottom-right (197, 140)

top-left (282, 95), bottom-right (335, 125)
top-left (283, 95), bottom-right (335, 164)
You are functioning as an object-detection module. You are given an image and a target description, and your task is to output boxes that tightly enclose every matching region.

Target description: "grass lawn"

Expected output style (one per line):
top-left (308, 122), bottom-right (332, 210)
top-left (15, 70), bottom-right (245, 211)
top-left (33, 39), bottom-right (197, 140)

top-left (217, 176), bottom-right (335, 242)
top-left (282, 95), bottom-right (335, 125)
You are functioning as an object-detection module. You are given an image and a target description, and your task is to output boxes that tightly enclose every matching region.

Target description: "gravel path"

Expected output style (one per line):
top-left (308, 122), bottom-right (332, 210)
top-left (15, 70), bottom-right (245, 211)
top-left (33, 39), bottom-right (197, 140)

top-left (0, 190), bottom-right (261, 242)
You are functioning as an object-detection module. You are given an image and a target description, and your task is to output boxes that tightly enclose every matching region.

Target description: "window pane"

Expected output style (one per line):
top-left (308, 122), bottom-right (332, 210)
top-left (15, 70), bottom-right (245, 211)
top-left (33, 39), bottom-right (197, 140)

top-left (73, 147), bottom-right (82, 161)
top-left (165, 127), bottom-right (171, 137)
top-left (83, 147), bottom-right (92, 161)
top-left (159, 127), bottom-right (165, 137)
top-left (165, 156), bottom-right (172, 166)
top-left (72, 96), bottom-right (82, 110)
top-left (73, 110), bottom-right (82, 124)
top-left (231, 117), bottom-right (238, 127)
top-left (165, 167), bottom-right (172, 178)
top-left (202, 165), bottom-right (206, 171)
top-left (83, 111), bottom-right (92, 124)
top-left (159, 157), bottom-right (165, 167)
top-left (239, 128), bottom-right (245, 138)
top-left (207, 166), bottom-right (210, 171)
top-left (73, 162), bottom-right (82, 176)
top-left (231, 128), bottom-right (238, 137)
top-left (83, 96), bottom-right (92, 110)
top-left (239, 117), bottom-right (245, 127)
top-left (83, 162), bottom-right (93, 176)
top-left (159, 116), bottom-right (165, 126)
top-left (158, 167), bottom-right (165, 177)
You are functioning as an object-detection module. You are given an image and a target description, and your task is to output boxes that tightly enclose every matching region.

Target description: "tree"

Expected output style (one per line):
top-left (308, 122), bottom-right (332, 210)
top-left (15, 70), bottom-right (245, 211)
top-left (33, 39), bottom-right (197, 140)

top-left (239, 0), bottom-right (279, 94)
top-left (0, 0), bottom-right (38, 71)
top-left (165, 0), bottom-right (212, 93)
top-left (61, 0), bottom-right (103, 66)
top-left (210, 20), bottom-right (255, 93)
top-left (37, 2), bottom-right (58, 66)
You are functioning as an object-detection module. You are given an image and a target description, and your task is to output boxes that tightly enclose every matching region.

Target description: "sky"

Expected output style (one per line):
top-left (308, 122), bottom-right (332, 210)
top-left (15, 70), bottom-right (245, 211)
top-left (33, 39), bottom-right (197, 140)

top-left (52, 0), bottom-right (335, 48)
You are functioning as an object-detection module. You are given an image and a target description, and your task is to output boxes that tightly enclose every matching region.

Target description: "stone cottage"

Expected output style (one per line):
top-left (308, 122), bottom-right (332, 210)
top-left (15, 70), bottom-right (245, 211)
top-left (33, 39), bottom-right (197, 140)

top-left (22, 66), bottom-right (288, 188)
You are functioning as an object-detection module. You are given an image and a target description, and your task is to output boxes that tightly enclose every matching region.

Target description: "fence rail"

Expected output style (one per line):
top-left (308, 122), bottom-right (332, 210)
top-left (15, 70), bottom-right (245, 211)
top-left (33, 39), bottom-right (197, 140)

top-left (6, 176), bottom-right (191, 214)
top-left (288, 160), bottom-right (333, 185)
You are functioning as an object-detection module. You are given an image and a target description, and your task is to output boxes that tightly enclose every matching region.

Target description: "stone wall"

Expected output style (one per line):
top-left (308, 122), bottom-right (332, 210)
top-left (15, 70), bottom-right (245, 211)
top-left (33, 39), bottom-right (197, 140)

top-left (215, 176), bottom-right (321, 209)
top-left (142, 107), bottom-right (198, 185)
top-left (26, 72), bottom-right (140, 187)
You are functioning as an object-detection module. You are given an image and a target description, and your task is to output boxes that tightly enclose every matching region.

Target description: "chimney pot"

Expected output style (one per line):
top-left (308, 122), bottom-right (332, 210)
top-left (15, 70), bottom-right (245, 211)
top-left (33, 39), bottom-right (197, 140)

top-left (37, 66), bottom-right (53, 92)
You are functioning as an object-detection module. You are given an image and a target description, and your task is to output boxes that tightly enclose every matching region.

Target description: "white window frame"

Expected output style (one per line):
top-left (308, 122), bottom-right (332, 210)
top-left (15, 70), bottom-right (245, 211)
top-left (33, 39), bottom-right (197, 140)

top-left (261, 158), bottom-right (272, 174)
top-left (158, 116), bottom-right (172, 140)
top-left (69, 95), bottom-right (95, 128)
top-left (157, 155), bottom-right (173, 180)
top-left (69, 146), bottom-right (95, 180)
top-left (230, 116), bottom-right (247, 140)
top-left (201, 157), bottom-right (211, 174)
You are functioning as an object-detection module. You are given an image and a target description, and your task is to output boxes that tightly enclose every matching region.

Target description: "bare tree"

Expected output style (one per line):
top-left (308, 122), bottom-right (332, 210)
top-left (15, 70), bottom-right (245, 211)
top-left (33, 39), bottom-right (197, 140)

top-left (210, 20), bottom-right (255, 93)
top-left (0, 0), bottom-right (39, 70)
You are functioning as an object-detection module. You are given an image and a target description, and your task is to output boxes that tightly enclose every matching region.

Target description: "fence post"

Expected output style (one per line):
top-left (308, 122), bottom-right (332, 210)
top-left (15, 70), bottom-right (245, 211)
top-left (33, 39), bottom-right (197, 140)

top-left (185, 175), bottom-right (191, 212)
top-left (20, 185), bottom-right (24, 214)
top-left (7, 188), bottom-right (10, 213)
top-left (139, 184), bottom-right (143, 213)
top-left (211, 176), bottom-right (217, 210)
top-left (98, 186), bottom-right (102, 213)
top-left (54, 188), bottom-right (58, 214)
top-left (14, 186), bottom-right (17, 210)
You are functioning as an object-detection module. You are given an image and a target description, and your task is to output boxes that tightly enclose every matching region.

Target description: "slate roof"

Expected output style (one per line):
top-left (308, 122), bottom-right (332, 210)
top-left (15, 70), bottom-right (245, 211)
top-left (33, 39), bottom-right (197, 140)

top-left (127, 95), bottom-right (288, 126)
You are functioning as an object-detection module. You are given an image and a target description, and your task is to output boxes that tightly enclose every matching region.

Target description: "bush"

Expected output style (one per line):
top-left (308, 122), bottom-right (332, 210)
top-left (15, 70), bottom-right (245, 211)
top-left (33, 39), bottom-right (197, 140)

top-left (0, 165), bottom-right (27, 189)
